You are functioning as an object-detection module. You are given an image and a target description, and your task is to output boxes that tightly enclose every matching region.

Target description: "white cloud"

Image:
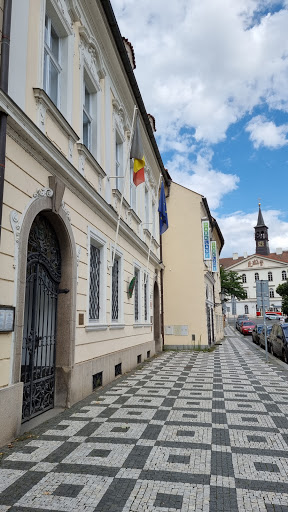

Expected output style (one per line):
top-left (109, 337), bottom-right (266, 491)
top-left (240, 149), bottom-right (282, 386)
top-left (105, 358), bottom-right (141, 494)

top-left (217, 209), bottom-right (288, 257)
top-left (167, 150), bottom-right (240, 209)
top-left (111, 0), bottom-right (288, 146)
top-left (246, 115), bottom-right (288, 148)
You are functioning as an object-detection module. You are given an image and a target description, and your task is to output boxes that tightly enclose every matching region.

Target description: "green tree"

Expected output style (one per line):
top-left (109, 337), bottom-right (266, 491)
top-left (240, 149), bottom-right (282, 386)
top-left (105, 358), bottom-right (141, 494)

top-left (220, 266), bottom-right (247, 301)
top-left (276, 281), bottom-right (288, 315)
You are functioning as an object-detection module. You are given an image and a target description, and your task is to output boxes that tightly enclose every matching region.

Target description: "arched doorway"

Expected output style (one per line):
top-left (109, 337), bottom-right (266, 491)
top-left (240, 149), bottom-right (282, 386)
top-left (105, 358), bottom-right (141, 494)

top-left (21, 214), bottom-right (62, 422)
top-left (153, 281), bottom-right (161, 352)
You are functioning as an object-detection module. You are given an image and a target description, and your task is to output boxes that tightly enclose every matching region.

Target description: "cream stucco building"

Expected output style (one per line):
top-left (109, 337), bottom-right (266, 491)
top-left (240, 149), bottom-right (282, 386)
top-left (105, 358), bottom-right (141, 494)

top-left (0, 0), bottom-right (171, 446)
top-left (162, 182), bottom-right (224, 349)
top-left (220, 205), bottom-right (288, 317)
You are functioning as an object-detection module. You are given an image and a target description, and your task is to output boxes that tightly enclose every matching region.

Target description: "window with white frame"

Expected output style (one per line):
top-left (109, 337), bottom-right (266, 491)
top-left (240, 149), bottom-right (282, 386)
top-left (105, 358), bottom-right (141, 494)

top-left (44, 15), bottom-right (61, 106)
top-left (244, 290), bottom-right (248, 298)
top-left (111, 253), bottom-right (122, 322)
top-left (244, 305), bottom-right (249, 314)
top-left (134, 267), bottom-right (140, 322)
top-left (144, 273), bottom-right (149, 322)
top-left (130, 163), bottom-right (137, 211)
top-left (88, 230), bottom-right (106, 324)
top-left (152, 201), bottom-right (156, 238)
top-left (255, 273), bottom-right (259, 281)
top-left (242, 274), bottom-right (246, 283)
top-left (282, 270), bottom-right (287, 281)
top-left (145, 187), bottom-right (149, 228)
top-left (83, 84), bottom-right (92, 150)
top-left (268, 271), bottom-right (273, 282)
top-left (115, 132), bottom-right (123, 192)
top-left (269, 288), bottom-right (274, 298)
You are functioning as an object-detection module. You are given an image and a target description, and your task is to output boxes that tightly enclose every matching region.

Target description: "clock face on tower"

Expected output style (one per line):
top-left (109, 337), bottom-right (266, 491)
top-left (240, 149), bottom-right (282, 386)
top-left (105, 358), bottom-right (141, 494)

top-left (258, 241), bottom-right (264, 247)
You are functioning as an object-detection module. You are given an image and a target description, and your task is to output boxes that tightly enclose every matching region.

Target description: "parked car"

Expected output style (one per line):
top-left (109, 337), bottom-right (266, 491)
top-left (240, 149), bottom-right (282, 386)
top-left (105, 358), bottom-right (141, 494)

top-left (265, 312), bottom-right (283, 320)
top-left (251, 324), bottom-right (263, 344)
top-left (240, 321), bottom-right (256, 335)
top-left (259, 325), bottom-right (273, 350)
top-left (269, 323), bottom-right (288, 362)
top-left (236, 315), bottom-right (248, 331)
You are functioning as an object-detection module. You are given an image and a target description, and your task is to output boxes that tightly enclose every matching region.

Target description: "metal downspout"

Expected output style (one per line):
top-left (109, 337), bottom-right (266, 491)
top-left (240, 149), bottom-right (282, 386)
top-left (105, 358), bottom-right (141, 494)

top-left (0, 0), bottom-right (12, 245)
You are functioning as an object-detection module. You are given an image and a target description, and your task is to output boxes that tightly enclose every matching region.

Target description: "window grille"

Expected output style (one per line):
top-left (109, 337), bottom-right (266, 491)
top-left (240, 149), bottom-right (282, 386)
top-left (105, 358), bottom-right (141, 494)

top-left (92, 372), bottom-right (102, 390)
top-left (89, 244), bottom-right (100, 320)
top-left (115, 363), bottom-right (122, 376)
top-left (255, 273), bottom-right (259, 281)
top-left (282, 271), bottom-right (287, 281)
top-left (144, 277), bottom-right (148, 321)
top-left (134, 269), bottom-right (139, 321)
top-left (268, 272), bottom-right (273, 282)
top-left (242, 274), bottom-right (246, 283)
top-left (112, 258), bottom-right (119, 321)
top-left (44, 15), bottom-right (61, 106)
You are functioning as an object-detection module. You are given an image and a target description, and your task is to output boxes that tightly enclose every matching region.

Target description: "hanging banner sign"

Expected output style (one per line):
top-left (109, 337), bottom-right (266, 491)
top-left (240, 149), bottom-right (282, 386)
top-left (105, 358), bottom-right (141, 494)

top-left (211, 241), bottom-right (218, 272)
top-left (202, 220), bottom-right (211, 260)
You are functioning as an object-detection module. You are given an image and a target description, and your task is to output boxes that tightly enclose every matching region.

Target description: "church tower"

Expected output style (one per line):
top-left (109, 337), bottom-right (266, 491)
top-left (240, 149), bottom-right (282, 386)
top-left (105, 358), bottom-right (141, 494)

top-left (255, 203), bottom-right (270, 255)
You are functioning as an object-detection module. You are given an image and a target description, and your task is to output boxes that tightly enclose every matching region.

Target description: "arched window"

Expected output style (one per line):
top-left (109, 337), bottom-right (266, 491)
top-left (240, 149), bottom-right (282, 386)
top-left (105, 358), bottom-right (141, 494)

top-left (282, 271), bottom-right (287, 281)
top-left (269, 289), bottom-right (274, 298)
top-left (244, 305), bottom-right (249, 314)
top-left (268, 272), bottom-right (273, 282)
top-left (255, 273), bottom-right (259, 281)
top-left (242, 274), bottom-right (246, 283)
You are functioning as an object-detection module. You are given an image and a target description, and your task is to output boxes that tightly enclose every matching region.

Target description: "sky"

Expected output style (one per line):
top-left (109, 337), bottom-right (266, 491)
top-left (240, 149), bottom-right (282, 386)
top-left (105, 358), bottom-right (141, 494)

top-left (110, 0), bottom-right (288, 257)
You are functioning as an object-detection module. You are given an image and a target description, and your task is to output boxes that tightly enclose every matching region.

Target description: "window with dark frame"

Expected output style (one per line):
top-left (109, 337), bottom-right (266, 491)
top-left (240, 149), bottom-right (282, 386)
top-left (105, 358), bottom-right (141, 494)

top-left (112, 258), bottom-right (119, 321)
top-left (144, 275), bottom-right (148, 322)
top-left (89, 244), bottom-right (101, 321)
top-left (134, 268), bottom-right (139, 322)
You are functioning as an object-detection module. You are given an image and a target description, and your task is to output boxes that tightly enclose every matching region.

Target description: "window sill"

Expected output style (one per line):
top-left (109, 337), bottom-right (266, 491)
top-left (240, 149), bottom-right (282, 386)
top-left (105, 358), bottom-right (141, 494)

top-left (85, 324), bottom-right (108, 332)
top-left (77, 143), bottom-right (106, 178)
top-left (110, 323), bottom-right (125, 330)
top-left (133, 323), bottom-right (151, 328)
top-left (112, 189), bottom-right (130, 209)
top-left (128, 208), bottom-right (141, 225)
top-left (33, 88), bottom-right (79, 143)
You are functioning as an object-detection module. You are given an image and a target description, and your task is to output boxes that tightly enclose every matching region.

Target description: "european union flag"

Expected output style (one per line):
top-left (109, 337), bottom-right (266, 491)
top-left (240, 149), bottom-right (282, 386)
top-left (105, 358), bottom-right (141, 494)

top-left (158, 181), bottom-right (168, 235)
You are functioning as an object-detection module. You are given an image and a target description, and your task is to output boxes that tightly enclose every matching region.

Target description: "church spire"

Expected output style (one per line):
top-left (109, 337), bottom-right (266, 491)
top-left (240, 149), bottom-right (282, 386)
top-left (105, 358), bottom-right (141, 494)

top-left (256, 202), bottom-right (267, 228)
top-left (254, 202), bottom-right (270, 255)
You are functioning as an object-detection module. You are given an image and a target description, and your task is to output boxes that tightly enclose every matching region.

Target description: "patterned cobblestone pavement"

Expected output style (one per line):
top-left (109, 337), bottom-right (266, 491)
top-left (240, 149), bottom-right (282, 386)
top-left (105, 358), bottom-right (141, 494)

top-left (2, 328), bottom-right (288, 511)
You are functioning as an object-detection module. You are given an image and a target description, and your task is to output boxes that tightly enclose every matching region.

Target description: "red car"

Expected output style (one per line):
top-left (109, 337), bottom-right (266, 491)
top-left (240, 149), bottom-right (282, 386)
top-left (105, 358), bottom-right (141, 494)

top-left (240, 321), bottom-right (256, 335)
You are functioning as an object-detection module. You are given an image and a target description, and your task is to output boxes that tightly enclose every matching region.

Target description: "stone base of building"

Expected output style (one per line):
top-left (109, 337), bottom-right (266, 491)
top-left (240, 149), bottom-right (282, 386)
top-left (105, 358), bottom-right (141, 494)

top-left (0, 340), bottom-right (156, 448)
top-left (163, 344), bottom-right (212, 350)
top-left (0, 382), bottom-right (23, 447)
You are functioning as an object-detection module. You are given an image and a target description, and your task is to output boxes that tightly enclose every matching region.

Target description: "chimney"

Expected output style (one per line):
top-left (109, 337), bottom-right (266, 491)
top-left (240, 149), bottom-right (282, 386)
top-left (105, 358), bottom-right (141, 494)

top-left (243, 252), bottom-right (247, 259)
top-left (232, 253), bottom-right (238, 260)
top-left (276, 248), bottom-right (283, 255)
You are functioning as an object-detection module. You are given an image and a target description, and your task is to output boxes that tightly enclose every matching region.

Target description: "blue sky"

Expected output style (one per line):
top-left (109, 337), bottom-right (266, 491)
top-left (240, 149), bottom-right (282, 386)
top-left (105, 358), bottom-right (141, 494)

top-left (111, 0), bottom-right (288, 256)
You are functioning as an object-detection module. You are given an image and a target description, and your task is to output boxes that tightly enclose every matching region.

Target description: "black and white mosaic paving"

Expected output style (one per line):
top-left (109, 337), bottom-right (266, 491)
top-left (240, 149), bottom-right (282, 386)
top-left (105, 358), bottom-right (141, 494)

top-left (2, 328), bottom-right (288, 511)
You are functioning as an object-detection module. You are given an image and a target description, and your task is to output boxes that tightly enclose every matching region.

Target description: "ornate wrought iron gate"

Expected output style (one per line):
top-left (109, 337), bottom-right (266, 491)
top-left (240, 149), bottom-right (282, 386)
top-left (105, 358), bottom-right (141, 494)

top-left (21, 215), bottom-right (61, 422)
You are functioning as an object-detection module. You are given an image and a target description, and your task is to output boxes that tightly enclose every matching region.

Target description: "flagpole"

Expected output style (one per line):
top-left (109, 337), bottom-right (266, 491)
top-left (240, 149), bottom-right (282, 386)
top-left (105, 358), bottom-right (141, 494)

top-left (110, 105), bottom-right (137, 269)
top-left (144, 173), bottom-right (162, 284)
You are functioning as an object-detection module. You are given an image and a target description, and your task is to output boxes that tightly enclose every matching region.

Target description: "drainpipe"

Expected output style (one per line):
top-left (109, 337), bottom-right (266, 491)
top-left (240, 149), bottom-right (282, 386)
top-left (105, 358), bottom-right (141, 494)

top-left (0, 0), bottom-right (12, 245)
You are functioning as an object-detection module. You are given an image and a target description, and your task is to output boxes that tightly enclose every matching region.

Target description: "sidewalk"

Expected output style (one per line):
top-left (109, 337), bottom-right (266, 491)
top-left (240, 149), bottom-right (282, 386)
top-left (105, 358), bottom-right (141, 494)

top-left (1, 331), bottom-right (288, 511)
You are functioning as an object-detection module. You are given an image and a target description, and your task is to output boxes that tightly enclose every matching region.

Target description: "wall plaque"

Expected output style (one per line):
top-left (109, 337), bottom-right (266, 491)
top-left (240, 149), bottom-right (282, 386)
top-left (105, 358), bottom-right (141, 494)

top-left (0, 306), bottom-right (15, 333)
